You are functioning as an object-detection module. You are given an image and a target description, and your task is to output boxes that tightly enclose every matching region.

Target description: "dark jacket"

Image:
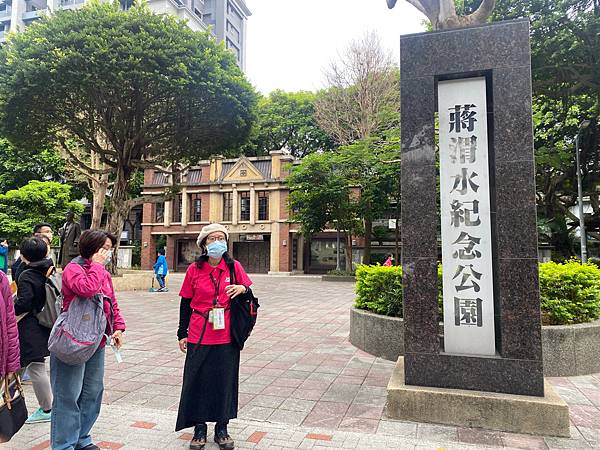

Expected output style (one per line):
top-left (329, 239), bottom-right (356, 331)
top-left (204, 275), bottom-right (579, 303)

top-left (14, 258), bottom-right (53, 366)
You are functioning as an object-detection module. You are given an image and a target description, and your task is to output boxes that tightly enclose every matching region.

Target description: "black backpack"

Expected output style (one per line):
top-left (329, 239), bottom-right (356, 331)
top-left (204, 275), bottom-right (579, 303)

top-left (228, 263), bottom-right (259, 350)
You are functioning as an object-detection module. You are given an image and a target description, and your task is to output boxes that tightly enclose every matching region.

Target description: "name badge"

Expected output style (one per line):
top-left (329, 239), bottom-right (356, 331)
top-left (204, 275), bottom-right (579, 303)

top-left (212, 307), bottom-right (225, 330)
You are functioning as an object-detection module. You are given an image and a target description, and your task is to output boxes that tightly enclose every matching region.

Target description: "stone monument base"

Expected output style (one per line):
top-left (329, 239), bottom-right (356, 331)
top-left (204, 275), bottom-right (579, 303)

top-left (386, 358), bottom-right (570, 437)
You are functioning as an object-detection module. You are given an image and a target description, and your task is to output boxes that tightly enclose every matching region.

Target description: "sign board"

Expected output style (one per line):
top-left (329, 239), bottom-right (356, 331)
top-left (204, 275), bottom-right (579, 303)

top-left (244, 234), bottom-right (264, 241)
top-left (438, 77), bottom-right (496, 356)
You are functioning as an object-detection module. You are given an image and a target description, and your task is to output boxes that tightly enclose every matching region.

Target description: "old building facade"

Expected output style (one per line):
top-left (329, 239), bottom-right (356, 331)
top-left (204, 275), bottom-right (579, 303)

top-left (140, 151), bottom-right (306, 274)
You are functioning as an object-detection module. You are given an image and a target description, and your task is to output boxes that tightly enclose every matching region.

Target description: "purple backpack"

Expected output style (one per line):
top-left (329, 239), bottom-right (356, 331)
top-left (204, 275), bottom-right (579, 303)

top-left (47, 258), bottom-right (112, 366)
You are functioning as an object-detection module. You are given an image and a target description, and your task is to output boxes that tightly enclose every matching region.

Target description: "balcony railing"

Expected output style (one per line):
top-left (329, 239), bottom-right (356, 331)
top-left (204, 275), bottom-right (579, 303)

top-left (0, 7), bottom-right (11, 18)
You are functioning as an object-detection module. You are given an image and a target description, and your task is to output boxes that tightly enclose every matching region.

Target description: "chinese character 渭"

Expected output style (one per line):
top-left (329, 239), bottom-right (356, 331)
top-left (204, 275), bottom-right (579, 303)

top-left (454, 297), bottom-right (483, 327)
top-left (449, 136), bottom-right (478, 164)
top-left (452, 264), bottom-right (482, 292)
top-left (449, 104), bottom-right (478, 133)
top-left (450, 200), bottom-right (481, 227)
top-left (452, 232), bottom-right (482, 260)
top-left (451, 168), bottom-right (480, 195)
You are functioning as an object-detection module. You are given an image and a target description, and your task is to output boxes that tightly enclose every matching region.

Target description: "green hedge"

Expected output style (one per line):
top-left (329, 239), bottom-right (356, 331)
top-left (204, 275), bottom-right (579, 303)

top-left (354, 261), bottom-right (600, 325)
top-left (355, 265), bottom-right (403, 316)
top-left (539, 260), bottom-right (600, 325)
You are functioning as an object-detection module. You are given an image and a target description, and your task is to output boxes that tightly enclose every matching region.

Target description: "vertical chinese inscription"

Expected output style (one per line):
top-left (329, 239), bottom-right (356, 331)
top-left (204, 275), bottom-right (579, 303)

top-left (439, 77), bottom-right (496, 356)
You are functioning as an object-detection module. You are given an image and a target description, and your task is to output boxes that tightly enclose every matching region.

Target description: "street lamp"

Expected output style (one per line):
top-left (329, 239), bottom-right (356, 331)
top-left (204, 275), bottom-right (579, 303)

top-left (576, 119), bottom-right (592, 263)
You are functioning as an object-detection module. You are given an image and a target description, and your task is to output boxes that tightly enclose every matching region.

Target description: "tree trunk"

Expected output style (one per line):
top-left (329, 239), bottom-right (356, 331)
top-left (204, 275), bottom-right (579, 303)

top-left (345, 233), bottom-right (353, 272)
top-left (363, 217), bottom-right (372, 264)
top-left (90, 177), bottom-right (108, 229)
top-left (106, 165), bottom-right (132, 275)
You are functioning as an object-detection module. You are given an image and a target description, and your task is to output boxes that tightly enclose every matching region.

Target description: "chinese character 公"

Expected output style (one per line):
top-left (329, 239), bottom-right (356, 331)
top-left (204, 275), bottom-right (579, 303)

top-left (452, 264), bottom-right (482, 292)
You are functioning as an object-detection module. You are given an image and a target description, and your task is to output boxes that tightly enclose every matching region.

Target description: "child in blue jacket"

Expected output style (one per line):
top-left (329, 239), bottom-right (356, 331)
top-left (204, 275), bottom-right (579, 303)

top-left (153, 249), bottom-right (168, 292)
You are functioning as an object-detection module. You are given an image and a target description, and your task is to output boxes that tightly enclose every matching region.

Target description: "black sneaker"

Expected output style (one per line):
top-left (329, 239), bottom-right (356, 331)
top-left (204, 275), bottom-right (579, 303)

top-left (214, 423), bottom-right (234, 450)
top-left (190, 423), bottom-right (207, 450)
top-left (78, 445), bottom-right (100, 450)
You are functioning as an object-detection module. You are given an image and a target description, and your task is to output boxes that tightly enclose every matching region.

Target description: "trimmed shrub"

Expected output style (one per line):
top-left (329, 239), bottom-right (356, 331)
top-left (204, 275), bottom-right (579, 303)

top-left (355, 261), bottom-right (600, 325)
top-left (355, 264), bottom-right (403, 317)
top-left (539, 260), bottom-right (600, 325)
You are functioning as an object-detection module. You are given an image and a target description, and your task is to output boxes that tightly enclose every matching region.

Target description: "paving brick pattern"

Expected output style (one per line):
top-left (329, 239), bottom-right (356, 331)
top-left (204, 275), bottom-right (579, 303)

top-left (1, 275), bottom-right (599, 449)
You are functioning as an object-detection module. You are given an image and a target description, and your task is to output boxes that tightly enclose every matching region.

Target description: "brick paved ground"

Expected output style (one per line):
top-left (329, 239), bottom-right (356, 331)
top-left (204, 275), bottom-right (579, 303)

top-left (2, 275), bottom-right (600, 449)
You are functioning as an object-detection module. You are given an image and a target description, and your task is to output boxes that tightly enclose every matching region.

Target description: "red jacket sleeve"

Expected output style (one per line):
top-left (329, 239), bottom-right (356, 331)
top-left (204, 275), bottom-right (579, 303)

top-left (2, 277), bottom-right (21, 373)
top-left (64, 261), bottom-right (105, 298)
top-left (234, 261), bottom-right (252, 288)
top-left (106, 275), bottom-right (126, 332)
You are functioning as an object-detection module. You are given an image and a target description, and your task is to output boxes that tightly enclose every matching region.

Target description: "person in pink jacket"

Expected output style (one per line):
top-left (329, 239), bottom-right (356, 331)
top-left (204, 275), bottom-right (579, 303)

top-left (50, 230), bottom-right (126, 450)
top-left (0, 270), bottom-right (20, 379)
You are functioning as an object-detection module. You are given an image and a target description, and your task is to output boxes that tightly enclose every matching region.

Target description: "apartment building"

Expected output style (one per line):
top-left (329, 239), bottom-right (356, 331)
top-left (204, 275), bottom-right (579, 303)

top-left (0, 0), bottom-right (250, 69)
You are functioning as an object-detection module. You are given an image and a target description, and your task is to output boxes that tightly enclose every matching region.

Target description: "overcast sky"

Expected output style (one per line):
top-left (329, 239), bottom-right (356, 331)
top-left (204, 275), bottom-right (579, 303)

top-left (244, 0), bottom-right (426, 94)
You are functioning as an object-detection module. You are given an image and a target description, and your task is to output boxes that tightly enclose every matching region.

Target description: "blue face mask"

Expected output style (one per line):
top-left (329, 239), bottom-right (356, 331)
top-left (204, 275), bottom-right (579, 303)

top-left (207, 241), bottom-right (228, 258)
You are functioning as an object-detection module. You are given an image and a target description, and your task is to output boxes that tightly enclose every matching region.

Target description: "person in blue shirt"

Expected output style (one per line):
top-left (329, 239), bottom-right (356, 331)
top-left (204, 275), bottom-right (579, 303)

top-left (153, 249), bottom-right (169, 292)
top-left (0, 238), bottom-right (8, 274)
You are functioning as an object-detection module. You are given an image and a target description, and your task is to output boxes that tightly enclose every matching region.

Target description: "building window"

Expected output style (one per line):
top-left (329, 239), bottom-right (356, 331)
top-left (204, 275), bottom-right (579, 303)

top-left (190, 194), bottom-right (202, 222)
top-left (240, 191), bottom-right (250, 221)
top-left (223, 192), bottom-right (233, 221)
top-left (155, 202), bottom-right (165, 223)
top-left (172, 194), bottom-right (182, 223)
top-left (258, 191), bottom-right (269, 221)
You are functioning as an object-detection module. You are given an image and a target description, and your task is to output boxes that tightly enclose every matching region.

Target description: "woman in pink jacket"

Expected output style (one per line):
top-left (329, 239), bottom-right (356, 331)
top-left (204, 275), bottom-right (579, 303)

top-left (50, 230), bottom-right (126, 450)
top-left (0, 270), bottom-right (20, 379)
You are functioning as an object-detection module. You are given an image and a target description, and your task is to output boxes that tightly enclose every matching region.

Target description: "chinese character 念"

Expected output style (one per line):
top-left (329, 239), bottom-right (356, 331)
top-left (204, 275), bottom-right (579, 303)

top-left (450, 200), bottom-right (481, 227)
top-left (452, 232), bottom-right (482, 260)
top-left (454, 297), bottom-right (483, 327)
top-left (449, 104), bottom-right (477, 133)
top-left (449, 136), bottom-right (477, 164)
top-left (451, 168), bottom-right (480, 195)
top-left (453, 264), bottom-right (482, 292)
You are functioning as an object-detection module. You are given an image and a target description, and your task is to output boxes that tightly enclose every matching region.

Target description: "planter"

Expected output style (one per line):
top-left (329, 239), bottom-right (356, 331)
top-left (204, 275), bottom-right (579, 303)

top-left (542, 320), bottom-right (600, 377)
top-left (349, 307), bottom-right (600, 377)
top-left (321, 275), bottom-right (356, 282)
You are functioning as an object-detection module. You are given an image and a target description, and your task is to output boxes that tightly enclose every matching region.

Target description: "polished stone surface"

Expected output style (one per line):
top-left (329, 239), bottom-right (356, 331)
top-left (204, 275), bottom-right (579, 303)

top-left (400, 19), bottom-right (544, 396)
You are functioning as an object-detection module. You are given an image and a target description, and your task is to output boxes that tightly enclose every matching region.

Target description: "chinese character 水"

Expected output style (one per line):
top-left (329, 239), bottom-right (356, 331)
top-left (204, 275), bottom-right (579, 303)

top-left (451, 168), bottom-right (480, 195)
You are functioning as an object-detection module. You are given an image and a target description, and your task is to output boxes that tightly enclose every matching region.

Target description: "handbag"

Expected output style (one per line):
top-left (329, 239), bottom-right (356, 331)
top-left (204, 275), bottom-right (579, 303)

top-left (0, 374), bottom-right (27, 443)
top-left (228, 264), bottom-right (260, 350)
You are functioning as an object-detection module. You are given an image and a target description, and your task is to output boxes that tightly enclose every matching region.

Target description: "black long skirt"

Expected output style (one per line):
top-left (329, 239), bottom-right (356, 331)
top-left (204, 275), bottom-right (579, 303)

top-left (175, 343), bottom-right (240, 431)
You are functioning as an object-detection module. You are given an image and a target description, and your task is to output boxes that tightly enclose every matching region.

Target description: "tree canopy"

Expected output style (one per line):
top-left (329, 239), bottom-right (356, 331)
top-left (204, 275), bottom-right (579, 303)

top-left (0, 1), bottom-right (257, 244)
top-left (242, 90), bottom-right (334, 158)
top-left (493, 0), bottom-right (599, 257)
top-left (0, 181), bottom-right (83, 243)
top-left (0, 138), bottom-right (65, 193)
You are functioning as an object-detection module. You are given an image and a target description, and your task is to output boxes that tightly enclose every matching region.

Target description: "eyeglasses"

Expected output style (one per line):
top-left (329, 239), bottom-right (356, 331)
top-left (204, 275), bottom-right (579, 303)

top-left (206, 236), bottom-right (226, 243)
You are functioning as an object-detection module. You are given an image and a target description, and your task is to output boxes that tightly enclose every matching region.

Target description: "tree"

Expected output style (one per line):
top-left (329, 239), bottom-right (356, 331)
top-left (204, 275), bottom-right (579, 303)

top-left (492, 0), bottom-right (600, 257)
top-left (242, 90), bottom-right (334, 158)
top-left (287, 152), bottom-right (362, 272)
top-left (0, 181), bottom-right (83, 243)
top-left (287, 139), bottom-right (400, 270)
top-left (314, 31), bottom-right (400, 262)
top-left (387, 0), bottom-right (496, 30)
top-left (0, 138), bottom-right (65, 193)
top-left (0, 1), bottom-right (257, 261)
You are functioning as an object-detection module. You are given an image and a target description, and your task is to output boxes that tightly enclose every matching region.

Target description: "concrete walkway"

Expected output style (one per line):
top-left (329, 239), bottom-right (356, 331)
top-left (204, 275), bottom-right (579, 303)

top-left (2, 275), bottom-right (599, 449)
